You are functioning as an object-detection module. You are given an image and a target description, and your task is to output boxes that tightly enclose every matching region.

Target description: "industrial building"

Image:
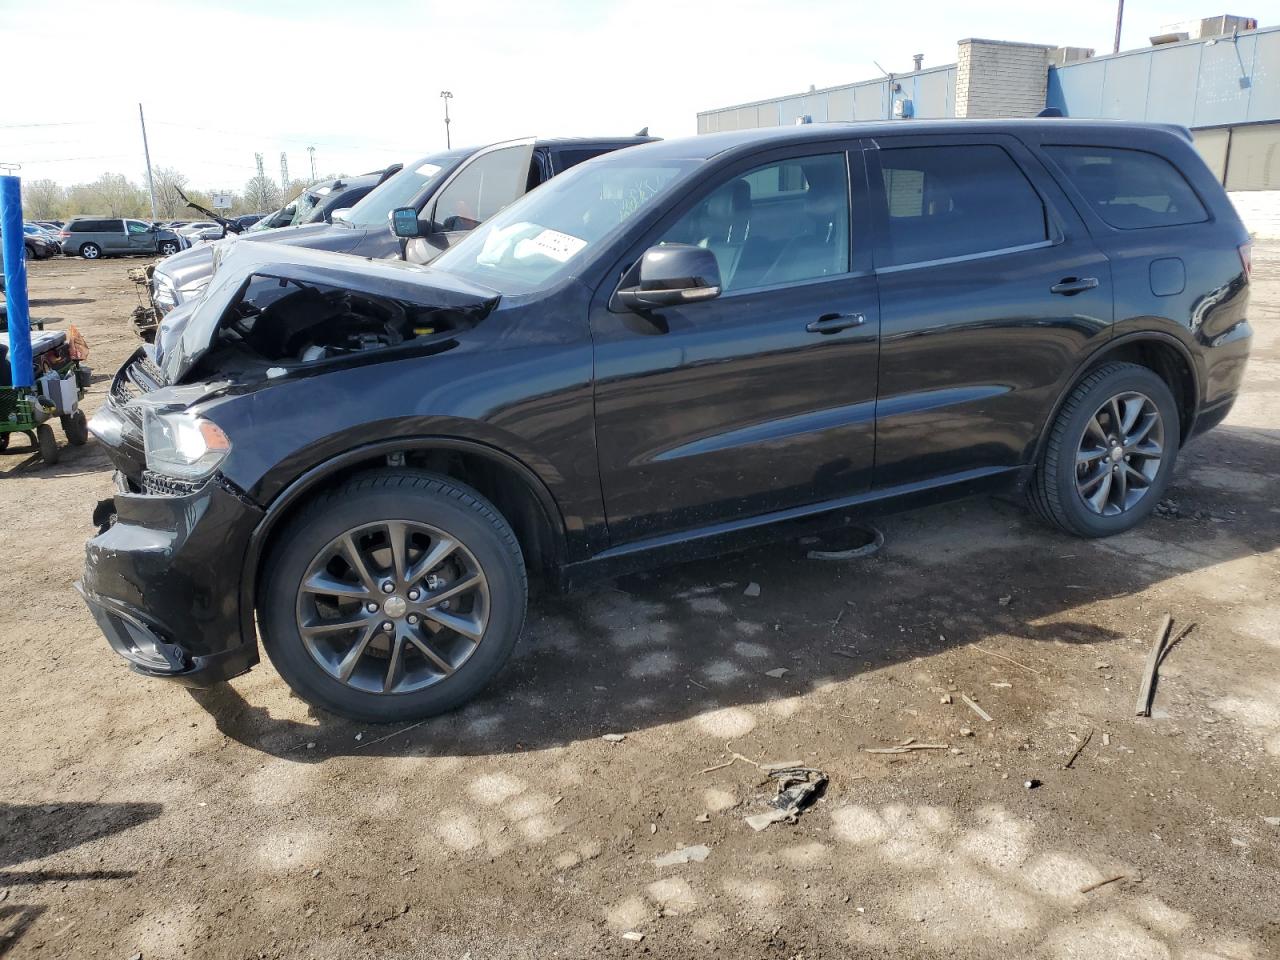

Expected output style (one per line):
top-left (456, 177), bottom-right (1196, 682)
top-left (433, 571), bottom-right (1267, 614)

top-left (697, 14), bottom-right (1279, 193)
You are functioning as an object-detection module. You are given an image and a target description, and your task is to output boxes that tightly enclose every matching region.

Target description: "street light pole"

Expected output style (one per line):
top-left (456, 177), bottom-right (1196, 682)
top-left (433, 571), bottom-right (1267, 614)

top-left (440, 90), bottom-right (453, 149)
top-left (138, 102), bottom-right (158, 222)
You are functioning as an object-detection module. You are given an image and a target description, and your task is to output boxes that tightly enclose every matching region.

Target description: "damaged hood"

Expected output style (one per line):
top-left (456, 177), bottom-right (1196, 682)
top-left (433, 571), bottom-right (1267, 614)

top-left (155, 222), bottom-right (372, 291)
top-left (157, 239), bottom-right (500, 384)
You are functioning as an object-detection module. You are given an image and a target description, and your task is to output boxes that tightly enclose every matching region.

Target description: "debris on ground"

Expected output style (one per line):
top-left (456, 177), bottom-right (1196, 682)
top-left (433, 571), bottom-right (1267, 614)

top-left (1262, 817), bottom-right (1280, 827)
top-left (764, 667), bottom-right (789, 678)
top-left (998, 595), bottom-right (1012, 606)
top-left (863, 743), bottom-right (949, 754)
top-left (1024, 779), bottom-right (1041, 790)
top-left (1136, 614), bottom-right (1174, 717)
top-left (972, 645), bottom-right (1045, 677)
top-left (602, 733), bottom-right (627, 743)
top-left (700, 743), bottom-right (761, 774)
top-left (744, 767), bottom-right (827, 831)
top-left (743, 582), bottom-right (761, 597)
top-left (959, 727), bottom-right (974, 737)
top-left (653, 844), bottom-right (711, 867)
top-left (694, 813), bottom-right (710, 823)
top-left (960, 694), bottom-right (994, 722)
top-left (1064, 728), bottom-right (1095, 769)
top-left (1079, 874), bottom-right (1129, 894)
top-left (802, 525), bottom-right (884, 561)
top-left (621, 930), bottom-right (645, 942)
top-left (940, 694), bottom-right (953, 704)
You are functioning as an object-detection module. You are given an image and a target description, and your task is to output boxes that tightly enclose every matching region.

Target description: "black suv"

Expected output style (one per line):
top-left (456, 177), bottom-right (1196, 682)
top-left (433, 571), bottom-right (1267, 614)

top-left (80, 120), bottom-right (1252, 722)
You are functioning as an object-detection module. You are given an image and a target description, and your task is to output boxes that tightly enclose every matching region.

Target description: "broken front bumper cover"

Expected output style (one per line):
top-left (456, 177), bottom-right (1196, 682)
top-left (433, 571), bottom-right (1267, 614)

top-left (78, 472), bottom-right (264, 685)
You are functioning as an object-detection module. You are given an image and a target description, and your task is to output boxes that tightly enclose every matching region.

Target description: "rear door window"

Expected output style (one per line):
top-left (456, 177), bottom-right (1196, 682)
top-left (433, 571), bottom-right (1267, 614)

top-left (1044, 145), bottom-right (1208, 229)
top-left (875, 145), bottom-right (1048, 267)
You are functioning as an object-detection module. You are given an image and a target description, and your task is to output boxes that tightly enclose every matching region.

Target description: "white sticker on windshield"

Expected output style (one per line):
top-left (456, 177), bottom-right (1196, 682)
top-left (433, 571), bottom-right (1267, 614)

top-left (415, 162), bottom-right (442, 177)
top-left (519, 228), bottom-right (587, 263)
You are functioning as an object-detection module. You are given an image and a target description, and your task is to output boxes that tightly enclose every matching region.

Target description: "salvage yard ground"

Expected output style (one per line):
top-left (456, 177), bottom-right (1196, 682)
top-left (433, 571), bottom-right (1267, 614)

top-left (2, 248), bottom-right (1278, 959)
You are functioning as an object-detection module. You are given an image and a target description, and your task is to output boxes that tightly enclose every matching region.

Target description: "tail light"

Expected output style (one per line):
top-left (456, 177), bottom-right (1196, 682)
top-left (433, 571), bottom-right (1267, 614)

top-left (57, 230), bottom-right (70, 239)
top-left (1238, 242), bottom-right (1252, 281)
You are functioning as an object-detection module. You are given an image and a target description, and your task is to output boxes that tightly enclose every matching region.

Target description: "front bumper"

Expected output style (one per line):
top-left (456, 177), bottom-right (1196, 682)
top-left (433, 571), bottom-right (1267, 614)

top-left (79, 471), bottom-right (264, 685)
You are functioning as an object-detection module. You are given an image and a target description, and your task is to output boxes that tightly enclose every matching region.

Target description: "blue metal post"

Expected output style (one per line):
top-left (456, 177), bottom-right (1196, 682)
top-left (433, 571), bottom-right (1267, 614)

top-left (1, 175), bottom-right (33, 388)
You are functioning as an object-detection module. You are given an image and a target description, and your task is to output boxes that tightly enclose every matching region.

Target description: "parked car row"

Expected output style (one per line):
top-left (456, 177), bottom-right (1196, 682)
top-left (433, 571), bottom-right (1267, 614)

top-left (82, 119), bottom-right (1252, 725)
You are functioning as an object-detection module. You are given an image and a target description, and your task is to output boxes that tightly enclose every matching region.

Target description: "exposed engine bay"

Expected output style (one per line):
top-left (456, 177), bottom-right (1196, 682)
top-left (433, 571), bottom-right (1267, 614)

top-left (156, 242), bottom-right (501, 385)
top-left (181, 271), bottom-right (494, 382)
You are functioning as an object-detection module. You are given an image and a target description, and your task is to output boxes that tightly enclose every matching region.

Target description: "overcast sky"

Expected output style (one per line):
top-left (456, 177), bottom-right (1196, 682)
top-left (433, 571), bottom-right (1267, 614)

top-left (1, 0), bottom-right (1264, 190)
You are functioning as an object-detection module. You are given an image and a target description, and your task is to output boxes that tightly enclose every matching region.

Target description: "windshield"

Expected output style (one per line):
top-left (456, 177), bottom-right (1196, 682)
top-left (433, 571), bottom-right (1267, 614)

top-left (430, 156), bottom-right (698, 295)
top-left (288, 188), bottom-right (326, 226)
top-left (345, 153), bottom-right (465, 228)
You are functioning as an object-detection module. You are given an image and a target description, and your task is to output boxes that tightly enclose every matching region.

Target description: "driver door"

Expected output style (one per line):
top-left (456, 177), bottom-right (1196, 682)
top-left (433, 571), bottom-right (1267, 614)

top-left (125, 220), bottom-right (155, 252)
top-left (590, 144), bottom-right (881, 544)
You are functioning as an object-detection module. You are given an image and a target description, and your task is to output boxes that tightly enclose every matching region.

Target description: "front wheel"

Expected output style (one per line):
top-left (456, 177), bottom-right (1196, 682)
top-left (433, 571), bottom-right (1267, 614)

top-left (1028, 361), bottom-right (1179, 538)
top-left (79, 242), bottom-right (101, 260)
top-left (260, 471), bottom-right (527, 722)
top-left (36, 424), bottom-right (59, 464)
top-left (158, 240), bottom-right (179, 256)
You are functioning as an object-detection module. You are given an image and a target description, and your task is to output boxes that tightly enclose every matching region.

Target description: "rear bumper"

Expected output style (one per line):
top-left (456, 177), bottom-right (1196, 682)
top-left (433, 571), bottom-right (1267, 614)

top-left (78, 472), bottom-right (264, 685)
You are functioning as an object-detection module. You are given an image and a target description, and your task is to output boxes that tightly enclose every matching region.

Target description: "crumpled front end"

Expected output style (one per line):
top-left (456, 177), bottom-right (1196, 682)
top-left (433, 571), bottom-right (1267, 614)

top-left (79, 471), bottom-right (264, 683)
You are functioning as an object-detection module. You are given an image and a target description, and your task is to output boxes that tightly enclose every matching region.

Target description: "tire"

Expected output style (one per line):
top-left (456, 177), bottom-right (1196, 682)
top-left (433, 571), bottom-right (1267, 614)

top-left (24, 243), bottom-right (38, 261)
top-left (1028, 361), bottom-right (1179, 538)
top-left (260, 470), bottom-right (527, 722)
top-left (36, 424), bottom-right (59, 464)
top-left (158, 240), bottom-right (179, 256)
top-left (0, 432), bottom-right (9, 453)
top-left (61, 410), bottom-right (89, 446)
top-left (79, 242), bottom-right (101, 260)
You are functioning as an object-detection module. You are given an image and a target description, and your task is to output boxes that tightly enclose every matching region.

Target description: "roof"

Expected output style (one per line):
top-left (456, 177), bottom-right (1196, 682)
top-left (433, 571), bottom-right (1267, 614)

top-left (613, 118), bottom-right (1193, 162)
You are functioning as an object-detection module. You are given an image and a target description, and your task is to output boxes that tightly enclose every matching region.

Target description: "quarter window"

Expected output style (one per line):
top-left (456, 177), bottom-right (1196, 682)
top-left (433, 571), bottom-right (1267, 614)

top-left (876, 145), bottom-right (1048, 266)
top-left (659, 153), bottom-right (850, 292)
top-left (1045, 145), bottom-right (1208, 229)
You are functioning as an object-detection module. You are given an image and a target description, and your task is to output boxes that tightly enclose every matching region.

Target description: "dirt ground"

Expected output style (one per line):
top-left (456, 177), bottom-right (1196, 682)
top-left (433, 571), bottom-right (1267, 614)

top-left (2, 247), bottom-right (1278, 960)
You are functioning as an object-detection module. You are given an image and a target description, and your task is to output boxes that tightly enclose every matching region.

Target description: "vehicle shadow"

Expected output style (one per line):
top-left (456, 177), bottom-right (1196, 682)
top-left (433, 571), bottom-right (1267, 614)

top-left (186, 423), bottom-right (1280, 761)
top-left (0, 801), bottom-right (161, 955)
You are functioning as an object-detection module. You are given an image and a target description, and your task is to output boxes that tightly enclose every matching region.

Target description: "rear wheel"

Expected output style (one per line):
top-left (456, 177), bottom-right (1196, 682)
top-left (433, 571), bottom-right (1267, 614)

top-left (36, 424), bottom-right (59, 464)
top-left (79, 242), bottom-right (101, 260)
top-left (260, 471), bottom-right (527, 722)
top-left (1029, 361), bottom-right (1179, 537)
top-left (61, 410), bottom-right (89, 446)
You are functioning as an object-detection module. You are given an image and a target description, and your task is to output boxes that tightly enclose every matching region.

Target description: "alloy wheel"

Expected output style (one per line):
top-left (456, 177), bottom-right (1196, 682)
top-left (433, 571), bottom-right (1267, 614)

top-left (295, 520), bottom-right (490, 695)
top-left (1074, 391), bottom-right (1164, 516)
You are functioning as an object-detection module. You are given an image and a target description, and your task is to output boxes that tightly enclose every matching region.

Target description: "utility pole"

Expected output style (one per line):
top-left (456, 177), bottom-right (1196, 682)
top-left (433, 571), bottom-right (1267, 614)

top-left (255, 153), bottom-right (265, 178)
top-left (280, 152), bottom-right (289, 190)
top-left (138, 103), bottom-right (158, 222)
top-left (307, 146), bottom-right (317, 181)
top-left (440, 90), bottom-right (453, 149)
top-left (1113, 0), bottom-right (1124, 53)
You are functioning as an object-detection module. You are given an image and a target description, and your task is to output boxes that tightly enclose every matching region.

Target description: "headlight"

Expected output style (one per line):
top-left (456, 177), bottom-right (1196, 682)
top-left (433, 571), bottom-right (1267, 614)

top-left (88, 405), bottom-right (125, 446)
top-left (143, 410), bottom-right (231, 480)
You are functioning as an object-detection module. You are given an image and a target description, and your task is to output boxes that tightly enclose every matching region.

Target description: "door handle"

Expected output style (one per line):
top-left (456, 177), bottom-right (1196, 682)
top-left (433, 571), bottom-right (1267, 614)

top-left (1050, 277), bottom-right (1100, 296)
top-left (806, 312), bottom-right (866, 334)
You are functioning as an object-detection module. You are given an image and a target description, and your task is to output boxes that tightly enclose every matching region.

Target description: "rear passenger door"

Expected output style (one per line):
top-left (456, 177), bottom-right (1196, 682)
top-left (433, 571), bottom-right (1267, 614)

top-left (102, 220), bottom-right (129, 253)
top-left (866, 134), bottom-right (1114, 489)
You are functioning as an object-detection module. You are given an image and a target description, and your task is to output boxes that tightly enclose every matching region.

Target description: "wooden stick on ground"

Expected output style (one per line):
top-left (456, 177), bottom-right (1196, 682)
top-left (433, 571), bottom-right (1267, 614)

top-left (1063, 728), bottom-right (1095, 769)
top-left (1135, 614), bottom-right (1174, 717)
top-left (1079, 874), bottom-right (1128, 894)
top-left (960, 694), bottom-right (994, 722)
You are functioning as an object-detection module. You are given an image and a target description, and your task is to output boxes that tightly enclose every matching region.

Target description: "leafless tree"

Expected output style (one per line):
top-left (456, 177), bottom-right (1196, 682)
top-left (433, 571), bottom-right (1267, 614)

top-left (243, 174), bottom-right (281, 214)
top-left (68, 173), bottom-right (148, 217)
top-left (21, 178), bottom-right (65, 219)
top-left (152, 166), bottom-right (190, 219)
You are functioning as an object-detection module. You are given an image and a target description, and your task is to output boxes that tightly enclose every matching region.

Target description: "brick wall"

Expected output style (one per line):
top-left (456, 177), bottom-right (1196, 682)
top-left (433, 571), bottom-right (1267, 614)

top-left (955, 39), bottom-right (1052, 118)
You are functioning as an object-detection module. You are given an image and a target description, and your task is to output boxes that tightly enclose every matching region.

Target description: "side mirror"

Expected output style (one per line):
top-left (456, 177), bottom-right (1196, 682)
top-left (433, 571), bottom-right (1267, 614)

top-left (615, 244), bottom-right (722, 310)
top-left (392, 207), bottom-right (422, 239)
top-left (331, 208), bottom-right (352, 224)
